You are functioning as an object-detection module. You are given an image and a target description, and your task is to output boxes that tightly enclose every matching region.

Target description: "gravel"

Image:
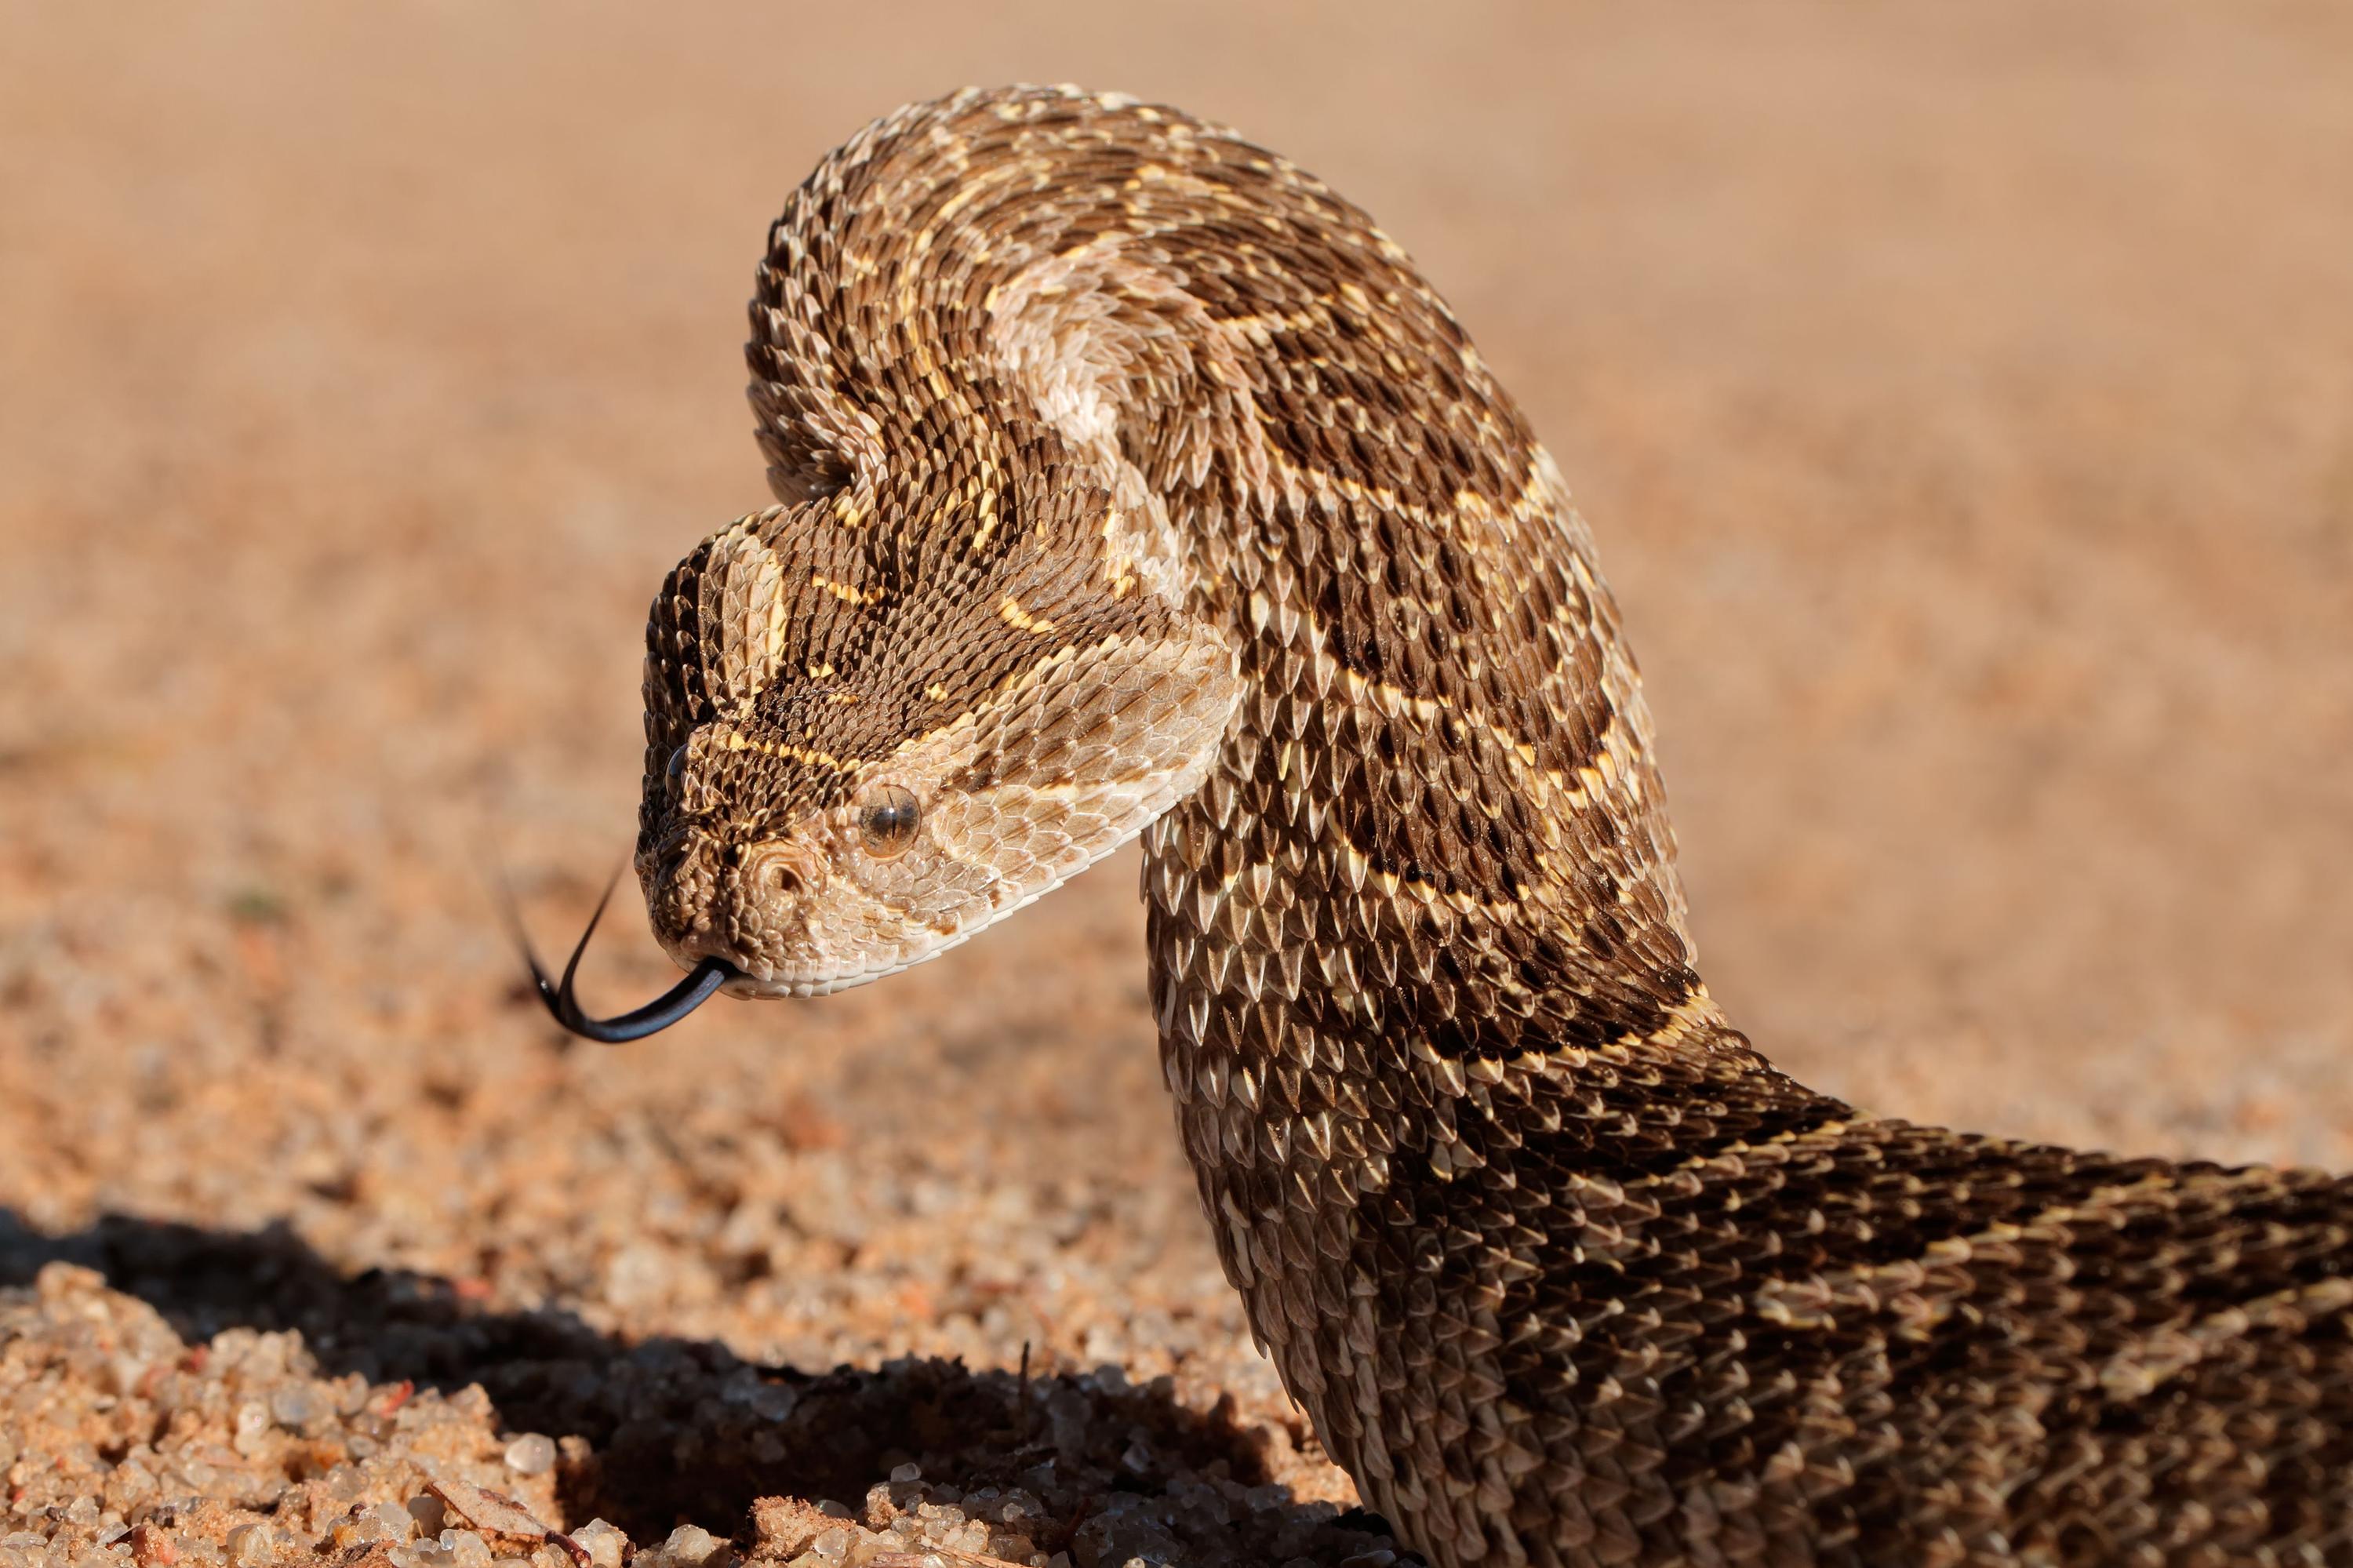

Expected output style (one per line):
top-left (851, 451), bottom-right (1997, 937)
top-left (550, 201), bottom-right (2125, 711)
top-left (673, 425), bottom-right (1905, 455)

top-left (0, 1262), bottom-right (1393, 1568)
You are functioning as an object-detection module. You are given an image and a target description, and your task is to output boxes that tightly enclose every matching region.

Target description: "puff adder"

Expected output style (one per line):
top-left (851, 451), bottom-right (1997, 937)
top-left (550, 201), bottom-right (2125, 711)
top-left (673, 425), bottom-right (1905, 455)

top-left (569, 86), bottom-right (2353, 1566)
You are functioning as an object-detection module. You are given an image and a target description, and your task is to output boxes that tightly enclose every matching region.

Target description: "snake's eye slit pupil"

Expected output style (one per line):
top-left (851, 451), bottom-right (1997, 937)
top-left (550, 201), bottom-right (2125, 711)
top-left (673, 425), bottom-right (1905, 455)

top-left (857, 784), bottom-right (922, 859)
top-left (664, 745), bottom-right (689, 800)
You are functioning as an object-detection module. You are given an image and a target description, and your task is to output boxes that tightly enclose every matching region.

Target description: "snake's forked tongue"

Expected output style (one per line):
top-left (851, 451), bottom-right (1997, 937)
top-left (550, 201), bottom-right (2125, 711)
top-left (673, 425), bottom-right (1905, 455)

top-left (502, 860), bottom-right (736, 1043)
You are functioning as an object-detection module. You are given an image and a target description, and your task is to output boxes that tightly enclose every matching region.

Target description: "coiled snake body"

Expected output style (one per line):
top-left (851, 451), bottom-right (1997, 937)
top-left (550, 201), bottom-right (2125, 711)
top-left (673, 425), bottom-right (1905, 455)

top-left (554, 87), bottom-right (2353, 1566)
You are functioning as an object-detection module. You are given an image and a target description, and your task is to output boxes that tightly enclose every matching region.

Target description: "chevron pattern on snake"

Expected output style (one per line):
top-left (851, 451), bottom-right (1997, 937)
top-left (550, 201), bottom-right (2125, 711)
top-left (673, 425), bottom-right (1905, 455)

top-left (613, 85), bottom-right (2353, 1567)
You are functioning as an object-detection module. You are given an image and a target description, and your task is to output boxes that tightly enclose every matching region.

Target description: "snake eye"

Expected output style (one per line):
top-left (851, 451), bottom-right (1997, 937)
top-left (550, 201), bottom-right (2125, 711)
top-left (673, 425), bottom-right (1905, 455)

top-left (856, 784), bottom-right (922, 860)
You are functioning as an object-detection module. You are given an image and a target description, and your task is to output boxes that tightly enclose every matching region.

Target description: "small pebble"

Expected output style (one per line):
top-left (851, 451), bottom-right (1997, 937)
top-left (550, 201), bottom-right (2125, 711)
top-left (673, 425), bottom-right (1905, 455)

top-left (503, 1432), bottom-right (558, 1475)
top-left (358, 1504), bottom-right (416, 1544)
top-left (654, 1525), bottom-right (720, 1567)
top-left (269, 1384), bottom-right (324, 1431)
top-left (889, 1461), bottom-right (923, 1483)
top-left (224, 1524), bottom-right (273, 1566)
top-left (128, 1526), bottom-right (180, 1568)
top-left (442, 1530), bottom-right (494, 1568)
top-left (566, 1521), bottom-right (627, 1568)
top-left (406, 1497), bottom-right (448, 1538)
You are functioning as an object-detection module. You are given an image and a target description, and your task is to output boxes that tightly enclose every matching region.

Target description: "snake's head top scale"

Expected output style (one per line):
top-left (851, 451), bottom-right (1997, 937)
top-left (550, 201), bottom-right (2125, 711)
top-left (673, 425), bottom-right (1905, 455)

top-left (621, 487), bottom-right (1239, 1006)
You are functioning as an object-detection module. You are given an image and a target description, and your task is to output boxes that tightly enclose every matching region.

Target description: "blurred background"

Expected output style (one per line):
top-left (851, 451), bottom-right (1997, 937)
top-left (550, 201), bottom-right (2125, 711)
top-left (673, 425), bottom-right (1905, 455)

top-left (1, 2), bottom-right (2348, 1561)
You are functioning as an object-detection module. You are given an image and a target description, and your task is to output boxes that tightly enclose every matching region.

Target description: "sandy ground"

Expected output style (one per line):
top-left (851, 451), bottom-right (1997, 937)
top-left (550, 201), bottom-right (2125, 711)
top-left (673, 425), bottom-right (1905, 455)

top-left (2, 4), bottom-right (2350, 1564)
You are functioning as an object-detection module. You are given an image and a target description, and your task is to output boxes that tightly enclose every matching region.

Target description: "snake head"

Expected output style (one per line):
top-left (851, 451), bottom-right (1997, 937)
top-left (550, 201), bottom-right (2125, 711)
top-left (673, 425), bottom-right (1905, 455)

top-left (634, 500), bottom-right (1239, 997)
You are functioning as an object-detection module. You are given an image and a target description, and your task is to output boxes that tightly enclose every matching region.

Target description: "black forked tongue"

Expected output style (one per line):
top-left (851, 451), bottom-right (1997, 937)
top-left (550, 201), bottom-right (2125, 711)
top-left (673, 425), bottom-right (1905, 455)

top-left (506, 864), bottom-right (734, 1043)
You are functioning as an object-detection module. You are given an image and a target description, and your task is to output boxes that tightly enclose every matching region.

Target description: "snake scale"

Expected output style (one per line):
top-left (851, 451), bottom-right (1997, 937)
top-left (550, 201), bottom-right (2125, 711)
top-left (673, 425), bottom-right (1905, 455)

top-left (540, 86), bottom-right (2353, 1566)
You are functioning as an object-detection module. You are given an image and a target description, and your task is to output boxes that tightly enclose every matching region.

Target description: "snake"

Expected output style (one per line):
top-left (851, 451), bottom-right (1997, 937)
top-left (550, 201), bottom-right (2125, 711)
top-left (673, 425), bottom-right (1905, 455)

top-left (523, 85), bottom-right (2353, 1566)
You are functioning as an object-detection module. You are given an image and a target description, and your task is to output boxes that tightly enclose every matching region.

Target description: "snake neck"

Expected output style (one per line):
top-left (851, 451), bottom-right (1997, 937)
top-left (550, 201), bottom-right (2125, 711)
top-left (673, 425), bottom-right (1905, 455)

top-left (733, 90), bottom-right (2353, 1564)
top-left (742, 84), bottom-right (1858, 1319)
top-left (745, 86), bottom-right (1837, 1153)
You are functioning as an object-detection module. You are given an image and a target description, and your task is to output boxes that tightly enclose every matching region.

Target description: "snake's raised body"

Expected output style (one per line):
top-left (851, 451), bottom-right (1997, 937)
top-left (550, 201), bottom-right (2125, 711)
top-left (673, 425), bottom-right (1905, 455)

top-left (562, 87), bottom-right (2353, 1565)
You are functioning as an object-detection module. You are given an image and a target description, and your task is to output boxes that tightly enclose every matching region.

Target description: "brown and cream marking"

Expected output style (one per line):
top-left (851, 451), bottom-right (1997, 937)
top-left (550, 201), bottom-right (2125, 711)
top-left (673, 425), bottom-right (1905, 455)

top-left (535, 86), bottom-right (2353, 1568)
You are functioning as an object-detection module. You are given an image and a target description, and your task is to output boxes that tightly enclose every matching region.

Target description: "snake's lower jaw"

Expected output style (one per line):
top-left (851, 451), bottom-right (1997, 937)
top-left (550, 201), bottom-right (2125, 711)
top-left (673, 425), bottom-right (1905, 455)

top-left (718, 970), bottom-right (798, 1001)
top-left (712, 949), bottom-right (954, 1000)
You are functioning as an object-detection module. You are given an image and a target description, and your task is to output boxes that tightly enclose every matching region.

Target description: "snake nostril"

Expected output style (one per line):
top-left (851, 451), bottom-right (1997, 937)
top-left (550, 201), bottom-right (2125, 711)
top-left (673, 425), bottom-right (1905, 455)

top-left (736, 842), bottom-right (818, 904)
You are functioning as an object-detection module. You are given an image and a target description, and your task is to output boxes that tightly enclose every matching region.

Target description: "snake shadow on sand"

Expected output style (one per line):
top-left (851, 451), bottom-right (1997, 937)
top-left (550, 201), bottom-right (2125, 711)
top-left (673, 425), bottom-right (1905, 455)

top-left (0, 1210), bottom-right (1405, 1563)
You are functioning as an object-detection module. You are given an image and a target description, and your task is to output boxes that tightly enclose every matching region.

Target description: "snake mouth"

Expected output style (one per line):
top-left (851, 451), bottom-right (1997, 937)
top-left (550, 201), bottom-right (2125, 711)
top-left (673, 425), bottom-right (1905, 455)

top-left (507, 864), bottom-right (737, 1042)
